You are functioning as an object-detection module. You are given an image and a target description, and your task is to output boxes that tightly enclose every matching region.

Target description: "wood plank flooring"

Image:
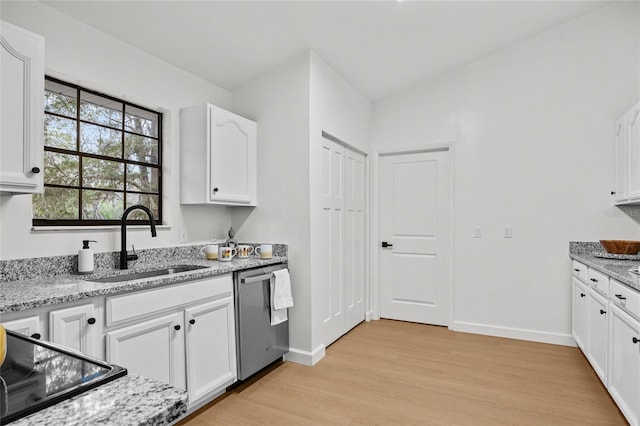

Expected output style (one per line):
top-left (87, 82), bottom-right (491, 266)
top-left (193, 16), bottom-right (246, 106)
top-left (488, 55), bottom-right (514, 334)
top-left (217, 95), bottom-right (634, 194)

top-left (178, 319), bottom-right (626, 425)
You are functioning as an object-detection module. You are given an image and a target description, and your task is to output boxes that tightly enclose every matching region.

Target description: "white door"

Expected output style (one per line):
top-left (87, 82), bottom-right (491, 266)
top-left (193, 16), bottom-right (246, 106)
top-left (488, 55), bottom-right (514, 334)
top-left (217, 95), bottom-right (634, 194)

top-left (628, 104), bottom-right (640, 200)
top-left (586, 289), bottom-right (608, 384)
top-left (49, 303), bottom-right (98, 357)
top-left (613, 114), bottom-right (628, 203)
top-left (379, 150), bottom-right (451, 325)
top-left (571, 278), bottom-right (588, 351)
top-left (185, 297), bottom-right (237, 404)
top-left (609, 305), bottom-right (640, 426)
top-left (106, 311), bottom-right (186, 390)
top-left (3, 316), bottom-right (42, 340)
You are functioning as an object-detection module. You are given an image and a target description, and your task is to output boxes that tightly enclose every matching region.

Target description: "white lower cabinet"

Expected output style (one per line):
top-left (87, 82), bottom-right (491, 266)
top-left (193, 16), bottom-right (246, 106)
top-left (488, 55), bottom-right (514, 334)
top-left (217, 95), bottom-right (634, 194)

top-left (49, 301), bottom-right (102, 358)
top-left (105, 274), bottom-right (236, 406)
top-left (572, 278), bottom-right (588, 351)
top-left (586, 289), bottom-right (608, 384)
top-left (106, 311), bottom-right (186, 390)
top-left (609, 305), bottom-right (640, 426)
top-left (185, 296), bottom-right (236, 404)
top-left (2, 315), bottom-right (43, 340)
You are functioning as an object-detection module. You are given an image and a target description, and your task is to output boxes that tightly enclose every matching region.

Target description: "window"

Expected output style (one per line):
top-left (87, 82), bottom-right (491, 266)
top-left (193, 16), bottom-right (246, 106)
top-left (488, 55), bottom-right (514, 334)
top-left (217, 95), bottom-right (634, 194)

top-left (33, 77), bottom-right (162, 225)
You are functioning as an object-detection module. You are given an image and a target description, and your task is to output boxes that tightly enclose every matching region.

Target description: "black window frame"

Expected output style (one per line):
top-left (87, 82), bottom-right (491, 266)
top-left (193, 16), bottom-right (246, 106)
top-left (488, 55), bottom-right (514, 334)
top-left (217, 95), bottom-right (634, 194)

top-left (33, 76), bottom-right (163, 227)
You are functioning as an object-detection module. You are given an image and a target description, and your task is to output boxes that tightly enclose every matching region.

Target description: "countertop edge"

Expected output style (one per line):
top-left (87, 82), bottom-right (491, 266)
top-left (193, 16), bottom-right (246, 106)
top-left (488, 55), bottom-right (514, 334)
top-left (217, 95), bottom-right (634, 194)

top-left (569, 252), bottom-right (640, 292)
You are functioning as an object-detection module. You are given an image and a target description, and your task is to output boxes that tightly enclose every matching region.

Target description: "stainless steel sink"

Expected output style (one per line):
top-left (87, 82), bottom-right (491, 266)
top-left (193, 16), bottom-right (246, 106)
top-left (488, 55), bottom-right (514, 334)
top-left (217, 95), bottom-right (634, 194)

top-left (87, 265), bottom-right (208, 283)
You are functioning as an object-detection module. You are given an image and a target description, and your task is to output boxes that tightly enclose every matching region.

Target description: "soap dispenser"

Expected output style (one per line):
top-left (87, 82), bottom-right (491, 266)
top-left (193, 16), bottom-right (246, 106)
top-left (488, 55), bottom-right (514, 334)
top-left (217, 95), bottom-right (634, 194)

top-left (78, 240), bottom-right (97, 275)
top-left (225, 227), bottom-right (237, 248)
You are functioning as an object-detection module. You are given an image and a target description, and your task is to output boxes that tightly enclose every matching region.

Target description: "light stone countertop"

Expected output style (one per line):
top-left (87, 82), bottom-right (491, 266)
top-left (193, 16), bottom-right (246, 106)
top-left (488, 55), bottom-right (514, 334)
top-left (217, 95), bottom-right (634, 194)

top-left (0, 255), bottom-right (287, 314)
top-left (10, 375), bottom-right (187, 426)
top-left (569, 241), bottom-right (640, 291)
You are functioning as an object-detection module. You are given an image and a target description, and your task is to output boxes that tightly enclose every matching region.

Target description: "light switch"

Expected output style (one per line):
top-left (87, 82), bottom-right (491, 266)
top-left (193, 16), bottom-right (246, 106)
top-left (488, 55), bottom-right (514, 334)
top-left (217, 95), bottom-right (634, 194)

top-left (473, 226), bottom-right (482, 238)
top-left (504, 225), bottom-right (513, 238)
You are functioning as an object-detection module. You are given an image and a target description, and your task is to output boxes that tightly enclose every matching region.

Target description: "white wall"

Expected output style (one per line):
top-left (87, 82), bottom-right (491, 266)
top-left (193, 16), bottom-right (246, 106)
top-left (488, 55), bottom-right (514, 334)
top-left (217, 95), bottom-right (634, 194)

top-left (371, 1), bottom-right (640, 344)
top-left (0, 1), bottom-right (233, 260)
top-left (232, 52), bottom-right (313, 359)
top-left (309, 53), bottom-right (372, 354)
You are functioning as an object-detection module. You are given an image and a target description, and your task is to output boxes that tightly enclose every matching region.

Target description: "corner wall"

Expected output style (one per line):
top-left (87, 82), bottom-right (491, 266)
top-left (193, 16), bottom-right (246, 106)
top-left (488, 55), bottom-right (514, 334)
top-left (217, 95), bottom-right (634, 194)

top-left (371, 1), bottom-right (640, 344)
top-left (0, 1), bottom-right (233, 260)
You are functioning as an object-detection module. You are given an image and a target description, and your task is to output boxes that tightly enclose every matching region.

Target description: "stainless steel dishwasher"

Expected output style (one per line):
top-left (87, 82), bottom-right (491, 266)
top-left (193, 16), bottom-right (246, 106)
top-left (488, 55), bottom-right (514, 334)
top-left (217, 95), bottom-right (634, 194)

top-left (234, 263), bottom-right (289, 380)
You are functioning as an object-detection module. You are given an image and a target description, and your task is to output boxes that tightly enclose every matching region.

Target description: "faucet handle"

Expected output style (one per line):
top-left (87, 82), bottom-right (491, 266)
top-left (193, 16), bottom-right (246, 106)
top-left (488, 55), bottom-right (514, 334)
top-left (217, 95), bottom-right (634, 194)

top-left (127, 244), bottom-right (139, 262)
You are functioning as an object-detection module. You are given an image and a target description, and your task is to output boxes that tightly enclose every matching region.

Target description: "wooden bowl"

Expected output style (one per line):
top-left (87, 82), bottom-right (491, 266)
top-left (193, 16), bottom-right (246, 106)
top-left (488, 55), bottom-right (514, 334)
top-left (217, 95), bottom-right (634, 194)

top-left (599, 240), bottom-right (640, 255)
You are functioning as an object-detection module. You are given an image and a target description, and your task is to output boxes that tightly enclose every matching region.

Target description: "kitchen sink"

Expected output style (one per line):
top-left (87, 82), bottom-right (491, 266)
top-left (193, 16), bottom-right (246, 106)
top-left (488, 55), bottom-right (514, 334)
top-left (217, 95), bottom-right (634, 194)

top-left (87, 265), bottom-right (208, 283)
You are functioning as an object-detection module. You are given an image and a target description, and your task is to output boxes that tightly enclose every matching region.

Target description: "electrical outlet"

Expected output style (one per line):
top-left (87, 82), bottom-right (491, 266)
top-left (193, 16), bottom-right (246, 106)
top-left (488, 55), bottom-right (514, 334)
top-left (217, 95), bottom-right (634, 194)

top-left (473, 226), bottom-right (482, 238)
top-left (504, 225), bottom-right (513, 238)
top-left (179, 229), bottom-right (188, 243)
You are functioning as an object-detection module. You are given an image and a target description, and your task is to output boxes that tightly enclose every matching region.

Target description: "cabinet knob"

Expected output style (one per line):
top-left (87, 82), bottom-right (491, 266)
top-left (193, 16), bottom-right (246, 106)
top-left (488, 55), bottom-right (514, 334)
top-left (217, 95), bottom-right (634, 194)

top-left (213, 187), bottom-right (219, 194)
top-left (189, 319), bottom-right (196, 325)
top-left (381, 241), bottom-right (393, 248)
top-left (600, 309), bottom-right (607, 315)
top-left (580, 293), bottom-right (586, 298)
top-left (633, 337), bottom-right (639, 344)
top-left (87, 317), bottom-right (96, 325)
top-left (31, 166), bottom-right (40, 174)
top-left (30, 333), bottom-right (41, 340)
top-left (174, 324), bottom-right (181, 331)
top-left (611, 191), bottom-right (616, 195)
top-left (590, 278), bottom-right (598, 283)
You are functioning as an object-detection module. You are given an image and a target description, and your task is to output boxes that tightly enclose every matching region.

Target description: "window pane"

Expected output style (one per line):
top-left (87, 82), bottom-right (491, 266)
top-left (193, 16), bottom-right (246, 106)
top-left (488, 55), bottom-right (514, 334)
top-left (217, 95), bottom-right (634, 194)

top-left (33, 187), bottom-right (79, 220)
top-left (45, 80), bottom-right (77, 118)
top-left (126, 193), bottom-right (159, 220)
top-left (126, 164), bottom-right (159, 193)
top-left (83, 157), bottom-right (124, 190)
top-left (80, 91), bottom-right (122, 129)
top-left (125, 105), bottom-right (158, 137)
top-left (124, 134), bottom-right (159, 164)
top-left (82, 190), bottom-right (124, 220)
top-left (80, 123), bottom-right (122, 158)
top-left (45, 152), bottom-right (79, 186)
top-left (44, 115), bottom-right (77, 150)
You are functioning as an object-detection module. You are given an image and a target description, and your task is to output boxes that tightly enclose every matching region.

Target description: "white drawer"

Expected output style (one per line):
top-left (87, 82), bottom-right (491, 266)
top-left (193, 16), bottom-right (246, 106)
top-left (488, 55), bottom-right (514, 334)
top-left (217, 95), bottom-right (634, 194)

top-left (106, 274), bottom-right (232, 327)
top-left (610, 279), bottom-right (640, 320)
top-left (572, 261), bottom-right (588, 282)
top-left (587, 268), bottom-right (609, 295)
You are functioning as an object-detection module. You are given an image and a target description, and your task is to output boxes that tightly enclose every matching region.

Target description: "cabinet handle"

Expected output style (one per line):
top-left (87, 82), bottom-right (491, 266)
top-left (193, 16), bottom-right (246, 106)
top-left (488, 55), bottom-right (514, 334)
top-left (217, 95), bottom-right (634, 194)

top-left (30, 333), bottom-right (41, 340)
top-left (600, 309), bottom-right (607, 315)
top-left (580, 293), bottom-right (586, 298)
top-left (381, 241), bottom-right (393, 248)
top-left (611, 191), bottom-right (616, 195)
top-left (615, 294), bottom-right (627, 301)
top-left (31, 166), bottom-right (40, 174)
top-left (573, 268), bottom-right (580, 272)
top-left (87, 317), bottom-right (96, 325)
top-left (174, 324), bottom-right (181, 331)
top-left (213, 187), bottom-right (219, 193)
top-left (189, 319), bottom-right (196, 325)
top-left (633, 337), bottom-right (639, 344)
top-left (590, 278), bottom-right (598, 283)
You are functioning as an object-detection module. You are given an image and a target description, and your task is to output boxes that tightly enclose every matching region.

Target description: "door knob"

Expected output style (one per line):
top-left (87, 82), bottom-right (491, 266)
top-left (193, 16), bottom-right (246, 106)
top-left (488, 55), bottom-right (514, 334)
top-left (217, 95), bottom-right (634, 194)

top-left (31, 167), bottom-right (40, 174)
top-left (381, 241), bottom-right (393, 248)
top-left (189, 319), bottom-right (196, 325)
top-left (174, 324), bottom-right (181, 331)
top-left (87, 317), bottom-right (96, 325)
top-left (30, 333), bottom-right (41, 340)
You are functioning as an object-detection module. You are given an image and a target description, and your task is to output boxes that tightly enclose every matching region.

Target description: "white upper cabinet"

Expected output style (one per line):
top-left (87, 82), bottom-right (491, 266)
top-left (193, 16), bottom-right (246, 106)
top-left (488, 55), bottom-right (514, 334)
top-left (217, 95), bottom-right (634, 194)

top-left (613, 102), bottom-right (640, 204)
top-left (0, 21), bottom-right (44, 194)
top-left (180, 104), bottom-right (257, 206)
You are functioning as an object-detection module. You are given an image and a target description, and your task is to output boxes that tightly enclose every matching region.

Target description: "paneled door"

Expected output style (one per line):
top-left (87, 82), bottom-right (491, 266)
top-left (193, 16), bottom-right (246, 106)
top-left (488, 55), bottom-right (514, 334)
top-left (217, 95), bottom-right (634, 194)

top-left (320, 136), bottom-right (367, 346)
top-left (379, 149), bottom-right (451, 325)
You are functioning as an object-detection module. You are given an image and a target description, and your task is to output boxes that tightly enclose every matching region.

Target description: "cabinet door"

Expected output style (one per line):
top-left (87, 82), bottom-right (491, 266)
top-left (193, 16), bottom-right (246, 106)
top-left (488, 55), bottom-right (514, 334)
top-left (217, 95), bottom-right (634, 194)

top-left (587, 290), bottom-right (609, 384)
top-left (2, 316), bottom-right (43, 340)
top-left (572, 278), bottom-right (588, 351)
top-left (106, 311), bottom-right (186, 390)
top-left (614, 114), bottom-right (628, 203)
top-left (185, 297), bottom-right (237, 403)
top-left (0, 20), bottom-right (44, 194)
top-left (627, 103), bottom-right (640, 201)
top-left (209, 105), bottom-right (257, 205)
top-left (49, 303), bottom-right (99, 357)
top-left (609, 305), bottom-right (640, 426)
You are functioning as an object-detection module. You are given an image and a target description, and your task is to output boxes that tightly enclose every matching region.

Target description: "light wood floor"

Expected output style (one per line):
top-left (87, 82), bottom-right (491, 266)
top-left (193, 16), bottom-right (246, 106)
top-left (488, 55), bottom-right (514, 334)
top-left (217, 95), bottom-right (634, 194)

top-left (178, 320), bottom-right (626, 425)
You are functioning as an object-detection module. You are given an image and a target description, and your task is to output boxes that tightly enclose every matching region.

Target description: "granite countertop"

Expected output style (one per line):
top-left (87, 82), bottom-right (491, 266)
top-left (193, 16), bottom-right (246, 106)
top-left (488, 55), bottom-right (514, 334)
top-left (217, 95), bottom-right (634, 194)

top-left (11, 375), bottom-right (187, 426)
top-left (569, 242), bottom-right (640, 292)
top-left (0, 255), bottom-right (287, 314)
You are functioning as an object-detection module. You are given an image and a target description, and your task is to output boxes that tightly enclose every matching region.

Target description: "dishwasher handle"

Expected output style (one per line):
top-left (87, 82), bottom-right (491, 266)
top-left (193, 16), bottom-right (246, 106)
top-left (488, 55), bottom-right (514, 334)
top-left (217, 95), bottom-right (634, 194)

top-left (241, 272), bottom-right (273, 284)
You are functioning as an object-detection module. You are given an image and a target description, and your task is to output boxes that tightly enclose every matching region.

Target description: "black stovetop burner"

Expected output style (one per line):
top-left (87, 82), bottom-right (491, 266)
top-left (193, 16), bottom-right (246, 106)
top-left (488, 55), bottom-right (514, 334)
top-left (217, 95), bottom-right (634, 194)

top-left (0, 330), bottom-right (126, 424)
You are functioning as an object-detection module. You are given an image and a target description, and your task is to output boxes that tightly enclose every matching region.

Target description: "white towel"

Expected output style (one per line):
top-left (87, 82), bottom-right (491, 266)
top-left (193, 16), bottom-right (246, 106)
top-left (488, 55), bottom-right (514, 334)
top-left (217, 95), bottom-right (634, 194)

top-left (270, 269), bottom-right (293, 326)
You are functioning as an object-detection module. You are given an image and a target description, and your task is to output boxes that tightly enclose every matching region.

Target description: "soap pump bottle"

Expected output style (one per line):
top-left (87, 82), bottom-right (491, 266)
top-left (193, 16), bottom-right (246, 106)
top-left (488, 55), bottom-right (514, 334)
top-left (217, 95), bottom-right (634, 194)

top-left (78, 240), bottom-right (97, 275)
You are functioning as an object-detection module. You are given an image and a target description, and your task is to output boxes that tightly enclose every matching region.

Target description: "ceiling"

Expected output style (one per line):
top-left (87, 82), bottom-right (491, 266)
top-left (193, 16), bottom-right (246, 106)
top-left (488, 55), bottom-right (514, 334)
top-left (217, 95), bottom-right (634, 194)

top-left (41, 0), bottom-right (610, 102)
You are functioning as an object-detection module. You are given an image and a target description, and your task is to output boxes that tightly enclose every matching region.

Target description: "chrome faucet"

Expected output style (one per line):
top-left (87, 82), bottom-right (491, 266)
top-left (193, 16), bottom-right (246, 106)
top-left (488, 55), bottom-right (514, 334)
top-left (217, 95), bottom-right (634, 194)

top-left (120, 205), bottom-right (157, 269)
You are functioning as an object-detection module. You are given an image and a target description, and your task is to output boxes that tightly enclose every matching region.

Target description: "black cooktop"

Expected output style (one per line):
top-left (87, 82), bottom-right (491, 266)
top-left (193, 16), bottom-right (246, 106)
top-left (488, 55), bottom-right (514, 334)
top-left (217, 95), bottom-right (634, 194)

top-left (0, 330), bottom-right (126, 424)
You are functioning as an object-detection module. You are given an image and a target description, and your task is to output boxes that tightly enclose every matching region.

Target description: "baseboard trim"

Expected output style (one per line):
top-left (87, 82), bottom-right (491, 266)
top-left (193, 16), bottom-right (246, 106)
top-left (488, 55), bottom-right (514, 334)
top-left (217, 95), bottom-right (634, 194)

top-left (285, 344), bottom-right (326, 366)
top-left (452, 321), bottom-right (576, 347)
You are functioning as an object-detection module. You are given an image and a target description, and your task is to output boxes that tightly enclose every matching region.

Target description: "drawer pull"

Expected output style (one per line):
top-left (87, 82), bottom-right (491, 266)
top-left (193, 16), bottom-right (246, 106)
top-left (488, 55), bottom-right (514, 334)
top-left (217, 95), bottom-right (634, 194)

top-left (590, 278), bottom-right (598, 283)
top-left (30, 333), bottom-right (41, 340)
top-left (615, 294), bottom-right (627, 301)
top-left (87, 317), bottom-right (96, 325)
top-left (189, 319), bottom-right (196, 325)
top-left (573, 269), bottom-right (580, 272)
top-left (633, 337), bottom-right (640, 344)
top-left (174, 324), bottom-right (181, 331)
top-left (600, 309), bottom-right (607, 315)
top-left (580, 293), bottom-right (586, 298)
